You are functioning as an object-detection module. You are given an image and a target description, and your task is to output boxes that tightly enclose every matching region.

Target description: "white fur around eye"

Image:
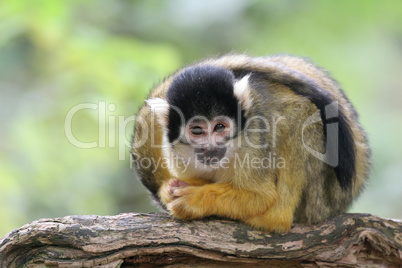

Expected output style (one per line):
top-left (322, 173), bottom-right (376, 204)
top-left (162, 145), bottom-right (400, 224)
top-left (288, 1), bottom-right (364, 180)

top-left (146, 97), bottom-right (169, 127)
top-left (233, 74), bottom-right (253, 111)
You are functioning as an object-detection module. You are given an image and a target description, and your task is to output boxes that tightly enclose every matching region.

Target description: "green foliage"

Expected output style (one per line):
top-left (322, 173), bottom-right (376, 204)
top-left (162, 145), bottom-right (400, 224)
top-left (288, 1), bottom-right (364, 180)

top-left (1, 0), bottom-right (401, 236)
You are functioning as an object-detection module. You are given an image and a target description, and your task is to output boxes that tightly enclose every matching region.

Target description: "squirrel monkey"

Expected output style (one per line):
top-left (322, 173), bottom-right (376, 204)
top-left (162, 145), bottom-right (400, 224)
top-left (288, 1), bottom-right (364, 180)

top-left (131, 54), bottom-right (370, 233)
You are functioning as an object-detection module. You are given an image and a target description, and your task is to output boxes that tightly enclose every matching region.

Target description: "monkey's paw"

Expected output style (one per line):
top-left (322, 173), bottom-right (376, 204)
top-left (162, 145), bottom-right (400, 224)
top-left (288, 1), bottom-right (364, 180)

top-left (159, 178), bottom-right (188, 204)
top-left (168, 178), bottom-right (189, 195)
top-left (166, 183), bottom-right (207, 220)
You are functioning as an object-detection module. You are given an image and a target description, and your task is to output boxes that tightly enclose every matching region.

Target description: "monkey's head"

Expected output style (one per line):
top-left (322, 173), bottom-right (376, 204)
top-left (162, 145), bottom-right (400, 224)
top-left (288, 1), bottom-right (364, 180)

top-left (147, 65), bottom-right (252, 173)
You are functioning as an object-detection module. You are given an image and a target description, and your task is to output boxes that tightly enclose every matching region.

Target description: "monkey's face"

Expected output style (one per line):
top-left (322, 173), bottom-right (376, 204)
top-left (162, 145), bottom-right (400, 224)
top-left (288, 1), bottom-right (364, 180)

top-left (181, 116), bottom-right (236, 166)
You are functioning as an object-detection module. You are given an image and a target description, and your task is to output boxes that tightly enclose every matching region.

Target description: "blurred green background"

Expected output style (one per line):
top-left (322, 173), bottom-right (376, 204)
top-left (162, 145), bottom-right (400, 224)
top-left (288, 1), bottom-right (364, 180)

top-left (1, 0), bottom-right (402, 237)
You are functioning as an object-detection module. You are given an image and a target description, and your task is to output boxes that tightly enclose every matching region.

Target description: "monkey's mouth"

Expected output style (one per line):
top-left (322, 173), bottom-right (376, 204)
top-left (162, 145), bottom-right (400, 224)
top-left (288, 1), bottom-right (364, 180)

top-left (195, 147), bottom-right (227, 165)
top-left (197, 156), bottom-right (222, 165)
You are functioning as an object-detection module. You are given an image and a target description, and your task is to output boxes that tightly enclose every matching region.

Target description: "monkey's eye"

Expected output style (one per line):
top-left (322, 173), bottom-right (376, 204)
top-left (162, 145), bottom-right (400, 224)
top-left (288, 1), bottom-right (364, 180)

top-left (190, 127), bottom-right (204, 135)
top-left (214, 124), bottom-right (226, 133)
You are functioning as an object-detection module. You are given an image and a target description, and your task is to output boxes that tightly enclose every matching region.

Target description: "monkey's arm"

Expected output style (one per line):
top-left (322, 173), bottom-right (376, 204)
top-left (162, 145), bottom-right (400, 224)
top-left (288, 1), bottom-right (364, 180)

top-left (161, 179), bottom-right (294, 232)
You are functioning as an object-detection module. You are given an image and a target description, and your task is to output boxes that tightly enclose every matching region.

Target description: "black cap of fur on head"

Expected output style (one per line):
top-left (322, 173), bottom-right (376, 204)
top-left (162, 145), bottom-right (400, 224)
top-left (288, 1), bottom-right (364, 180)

top-left (166, 65), bottom-right (246, 143)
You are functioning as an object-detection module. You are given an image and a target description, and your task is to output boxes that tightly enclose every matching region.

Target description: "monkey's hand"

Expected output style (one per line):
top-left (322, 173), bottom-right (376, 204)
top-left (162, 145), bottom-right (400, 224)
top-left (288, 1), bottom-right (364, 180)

top-left (166, 181), bottom-right (208, 220)
top-left (158, 178), bottom-right (210, 205)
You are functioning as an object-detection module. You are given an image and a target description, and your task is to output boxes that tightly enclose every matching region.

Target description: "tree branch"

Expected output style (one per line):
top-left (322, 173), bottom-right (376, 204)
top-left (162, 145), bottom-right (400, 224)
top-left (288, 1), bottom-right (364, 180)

top-left (1, 213), bottom-right (401, 267)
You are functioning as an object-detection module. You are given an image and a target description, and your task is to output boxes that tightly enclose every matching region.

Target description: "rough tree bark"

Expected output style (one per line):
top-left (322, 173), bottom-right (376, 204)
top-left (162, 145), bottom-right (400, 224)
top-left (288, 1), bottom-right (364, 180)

top-left (0, 213), bottom-right (401, 267)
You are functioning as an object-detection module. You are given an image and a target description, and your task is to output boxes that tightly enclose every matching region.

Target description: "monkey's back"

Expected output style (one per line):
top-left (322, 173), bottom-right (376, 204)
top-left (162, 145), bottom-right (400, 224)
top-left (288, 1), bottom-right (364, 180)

top-left (202, 54), bottom-right (370, 223)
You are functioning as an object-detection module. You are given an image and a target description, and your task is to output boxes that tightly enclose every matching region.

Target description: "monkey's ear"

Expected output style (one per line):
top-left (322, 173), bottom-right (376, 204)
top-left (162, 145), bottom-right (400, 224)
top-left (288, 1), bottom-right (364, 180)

top-left (146, 98), bottom-right (169, 127)
top-left (233, 74), bottom-right (253, 112)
